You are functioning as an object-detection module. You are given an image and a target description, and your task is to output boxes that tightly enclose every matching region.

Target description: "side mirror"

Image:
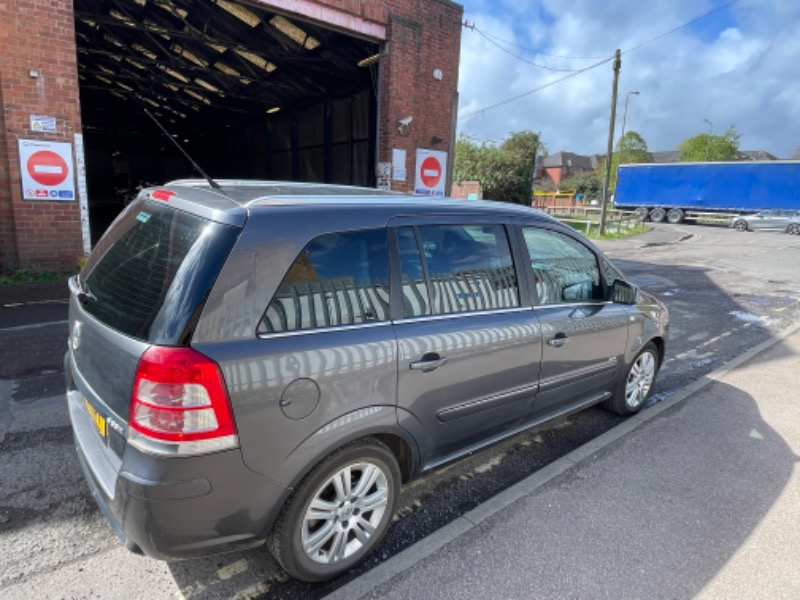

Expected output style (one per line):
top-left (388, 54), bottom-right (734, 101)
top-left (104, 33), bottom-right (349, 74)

top-left (612, 280), bottom-right (639, 305)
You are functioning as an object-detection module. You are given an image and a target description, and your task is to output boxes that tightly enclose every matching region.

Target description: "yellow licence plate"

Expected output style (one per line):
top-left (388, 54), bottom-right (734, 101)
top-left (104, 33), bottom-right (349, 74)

top-left (84, 398), bottom-right (107, 439)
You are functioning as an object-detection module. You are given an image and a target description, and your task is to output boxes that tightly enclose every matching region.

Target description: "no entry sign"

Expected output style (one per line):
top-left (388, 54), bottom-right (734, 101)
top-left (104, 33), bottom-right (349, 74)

top-left (18, 139), bottom-right (76, 201)
top-left (414, 149), bottom-right (448, 197)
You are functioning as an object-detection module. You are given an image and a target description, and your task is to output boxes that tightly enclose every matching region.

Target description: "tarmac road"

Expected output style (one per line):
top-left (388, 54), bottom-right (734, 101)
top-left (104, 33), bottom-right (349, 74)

top-left (1, 223), bottom-right (799, 599)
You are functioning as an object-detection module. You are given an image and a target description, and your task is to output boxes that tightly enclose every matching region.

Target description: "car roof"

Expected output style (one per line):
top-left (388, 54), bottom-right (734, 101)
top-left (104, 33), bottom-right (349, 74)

top-left (152, 179), bottom-right (559, 224)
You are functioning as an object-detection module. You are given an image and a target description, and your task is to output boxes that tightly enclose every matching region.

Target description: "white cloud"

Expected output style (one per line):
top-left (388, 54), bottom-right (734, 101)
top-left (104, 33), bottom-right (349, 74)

top-left (457, 0), bottom-right (800, 158)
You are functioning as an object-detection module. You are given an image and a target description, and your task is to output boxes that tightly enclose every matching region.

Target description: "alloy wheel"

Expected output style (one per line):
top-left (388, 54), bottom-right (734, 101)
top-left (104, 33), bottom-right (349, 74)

top-left (301, 461), bottom-right (389, 565)
top-left (625, 350), bottom-right (657, 409)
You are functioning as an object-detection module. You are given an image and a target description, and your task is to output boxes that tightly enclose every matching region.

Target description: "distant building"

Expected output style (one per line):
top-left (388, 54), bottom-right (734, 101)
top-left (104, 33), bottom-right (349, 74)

top-left (538, 152), bottom-right (595, 186)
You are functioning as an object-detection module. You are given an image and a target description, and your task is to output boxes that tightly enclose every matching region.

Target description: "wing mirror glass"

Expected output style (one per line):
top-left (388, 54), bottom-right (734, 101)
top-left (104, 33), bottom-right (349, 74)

top-left (612, 280), bottom-right (639, 305)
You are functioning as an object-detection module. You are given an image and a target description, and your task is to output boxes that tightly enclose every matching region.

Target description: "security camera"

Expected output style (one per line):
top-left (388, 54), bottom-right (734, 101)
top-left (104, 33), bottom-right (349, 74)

top-left (398, 116), bottom-right (413, 127)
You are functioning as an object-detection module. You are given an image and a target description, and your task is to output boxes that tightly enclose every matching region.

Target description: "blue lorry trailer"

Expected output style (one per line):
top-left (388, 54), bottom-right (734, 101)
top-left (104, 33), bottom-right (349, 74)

top-left (614, 161), bottom-right (800, 224)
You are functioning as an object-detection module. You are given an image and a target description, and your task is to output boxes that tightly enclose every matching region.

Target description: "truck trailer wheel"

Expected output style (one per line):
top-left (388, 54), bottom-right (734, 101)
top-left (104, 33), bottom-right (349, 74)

top-left (634, 207), bottom-right (650, 221)
top-left (649, 208), bottom-right (666, 222)
top-left (666, 208), bottom-right (684, 224)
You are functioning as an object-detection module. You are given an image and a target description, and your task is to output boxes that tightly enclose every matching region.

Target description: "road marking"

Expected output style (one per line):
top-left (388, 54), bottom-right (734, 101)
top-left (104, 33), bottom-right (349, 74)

top-left (0, 320), bottom-right (68, 332)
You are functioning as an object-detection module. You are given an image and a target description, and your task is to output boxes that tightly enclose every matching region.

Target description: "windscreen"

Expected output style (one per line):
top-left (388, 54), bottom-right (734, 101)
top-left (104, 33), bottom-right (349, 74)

top-left (79, 200), bottom-right (240, 344)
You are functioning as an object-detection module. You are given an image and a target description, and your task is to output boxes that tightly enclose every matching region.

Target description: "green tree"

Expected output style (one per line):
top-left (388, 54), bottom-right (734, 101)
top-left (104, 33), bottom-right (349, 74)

top-left (559, 171), bottom-right (603, 201)
top-left (607, 130), bottom-right (652, 192)
top-left (678, 125), bottom-right (740, 162)
top-left (454, 130), bottom-right (543, 204)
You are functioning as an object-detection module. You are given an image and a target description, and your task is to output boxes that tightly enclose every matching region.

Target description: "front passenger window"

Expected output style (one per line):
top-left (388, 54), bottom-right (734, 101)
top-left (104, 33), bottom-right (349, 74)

top-left (522, 227), bottom-right (602, 305)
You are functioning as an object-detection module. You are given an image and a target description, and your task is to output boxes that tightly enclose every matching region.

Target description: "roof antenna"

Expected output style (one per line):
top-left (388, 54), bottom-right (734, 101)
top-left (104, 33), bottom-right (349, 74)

top-left (144, 108), bottom-right (222, 191)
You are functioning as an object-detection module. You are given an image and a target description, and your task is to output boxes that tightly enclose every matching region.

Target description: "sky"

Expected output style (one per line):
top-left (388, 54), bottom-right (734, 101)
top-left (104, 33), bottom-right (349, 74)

top-left (455, 0), bottom-right (800, 158)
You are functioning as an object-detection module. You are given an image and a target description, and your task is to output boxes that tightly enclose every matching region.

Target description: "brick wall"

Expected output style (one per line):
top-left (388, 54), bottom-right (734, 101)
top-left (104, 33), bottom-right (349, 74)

top-left (0, 0), bottom-right (463, 271)
top-left (301, 0), bottom-right (463, 193)
top-left (377, 0), bottom-right (462, 193)
top-left (0, 0), bottom-right (84, 272)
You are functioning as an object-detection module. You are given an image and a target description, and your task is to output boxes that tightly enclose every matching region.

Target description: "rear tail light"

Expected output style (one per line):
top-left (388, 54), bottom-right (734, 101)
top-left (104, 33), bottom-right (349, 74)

top-left (128, 347), bottom-right (238, 456)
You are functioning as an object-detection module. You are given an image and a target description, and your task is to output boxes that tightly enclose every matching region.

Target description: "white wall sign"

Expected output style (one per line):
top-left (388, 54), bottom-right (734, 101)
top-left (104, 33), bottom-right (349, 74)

top-left (414, 149), bottom-right (448, 197)
top-left (392, 148), bottom-right (407, 181)
top-left (30, 114), bottom-right (57, 133)
top-left (18, 139), bottom-right (76, 202)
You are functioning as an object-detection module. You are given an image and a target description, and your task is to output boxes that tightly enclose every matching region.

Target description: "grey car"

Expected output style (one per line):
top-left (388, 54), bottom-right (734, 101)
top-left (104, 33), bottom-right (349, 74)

top-left (731, 209), bottom-right (800, 231)
top-left (786, 213), bottom-right (800, 235)
top-left (65, 180), bottom-right (668, 581)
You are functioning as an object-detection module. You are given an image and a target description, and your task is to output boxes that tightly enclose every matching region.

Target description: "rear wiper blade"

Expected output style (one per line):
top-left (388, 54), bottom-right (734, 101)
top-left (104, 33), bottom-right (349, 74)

top-left (76, 277), bottom-right (96, 305)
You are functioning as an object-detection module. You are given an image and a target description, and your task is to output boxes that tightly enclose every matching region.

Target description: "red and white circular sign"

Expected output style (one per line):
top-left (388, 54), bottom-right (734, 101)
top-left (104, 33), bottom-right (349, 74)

top-left (27, 150), bottom-right (69, 187)
top-left (420, 156), bottom-right (442, 188)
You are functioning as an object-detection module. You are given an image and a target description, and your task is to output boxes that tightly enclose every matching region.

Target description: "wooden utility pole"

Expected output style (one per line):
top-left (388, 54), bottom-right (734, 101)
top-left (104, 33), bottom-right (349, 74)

top-left (599, 49), bottom-right (621, 236)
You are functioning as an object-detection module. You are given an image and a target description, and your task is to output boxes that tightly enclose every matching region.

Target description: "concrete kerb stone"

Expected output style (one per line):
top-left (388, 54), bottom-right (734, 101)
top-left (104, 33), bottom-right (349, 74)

top-left (324, 317), bottom-right (800, 600)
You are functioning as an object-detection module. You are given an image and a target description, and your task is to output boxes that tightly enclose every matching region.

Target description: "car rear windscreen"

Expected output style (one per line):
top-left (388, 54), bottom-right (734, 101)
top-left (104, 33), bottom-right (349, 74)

top-left (79, 200), bottom-right (240, 344)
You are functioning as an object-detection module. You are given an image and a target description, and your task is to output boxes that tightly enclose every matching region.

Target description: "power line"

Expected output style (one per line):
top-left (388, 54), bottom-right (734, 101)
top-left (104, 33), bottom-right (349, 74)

top-left (623, 0), bottom-right (741, 55)
top-left (470, 25), bottom-right (583, 72)
top-left (460, 55), bottom-right (614, 120)
top-left (472, 28), bottom-right (607, 61)
top-left (460, 0), bottom-right (743, 118)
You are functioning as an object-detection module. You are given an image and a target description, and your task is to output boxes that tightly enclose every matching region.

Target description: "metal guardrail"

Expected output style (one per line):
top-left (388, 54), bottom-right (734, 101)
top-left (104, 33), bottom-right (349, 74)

top-left (539, 206), bottom-right (642, 235)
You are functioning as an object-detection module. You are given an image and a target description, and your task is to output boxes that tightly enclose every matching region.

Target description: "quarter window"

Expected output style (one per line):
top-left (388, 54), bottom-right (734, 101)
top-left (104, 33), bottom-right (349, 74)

top-left (522, 227), bottom-right (602, 304)
top-left (413, 224), bottom-right (519, 315)
top-left (258, 229), bottom-right (389, 333)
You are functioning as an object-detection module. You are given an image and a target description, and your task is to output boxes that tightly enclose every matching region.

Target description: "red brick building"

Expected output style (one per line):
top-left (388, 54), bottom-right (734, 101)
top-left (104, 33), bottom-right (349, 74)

top-left (0, 0), bottom-right (463, 272)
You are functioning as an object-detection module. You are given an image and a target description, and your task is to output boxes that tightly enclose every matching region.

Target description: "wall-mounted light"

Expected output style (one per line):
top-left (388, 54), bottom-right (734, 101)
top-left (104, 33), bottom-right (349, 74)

top-left (266, 106), bottom-right (280, 114)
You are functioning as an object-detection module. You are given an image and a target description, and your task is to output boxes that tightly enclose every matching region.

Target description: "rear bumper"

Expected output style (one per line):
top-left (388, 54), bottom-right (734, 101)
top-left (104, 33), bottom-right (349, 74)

top-left (66, 356), bottom-right (291, 560)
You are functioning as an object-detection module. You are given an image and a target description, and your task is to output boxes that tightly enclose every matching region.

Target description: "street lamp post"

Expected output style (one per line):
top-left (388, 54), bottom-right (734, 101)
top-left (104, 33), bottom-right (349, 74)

top-left (704, 118), bottom-right (713, 161)
top-left (615, 91), bottom-right (640, 195)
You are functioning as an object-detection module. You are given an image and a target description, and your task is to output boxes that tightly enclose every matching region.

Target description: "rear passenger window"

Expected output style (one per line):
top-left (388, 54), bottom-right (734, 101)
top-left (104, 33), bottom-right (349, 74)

top-left (415, 224), bottom-right (519, 315)
top-left (522, 228), bottom-right (602, 304)
top-left (397, 227), bottom-right (430, 318)
top-left (258, 229), bottom-right (389, 334)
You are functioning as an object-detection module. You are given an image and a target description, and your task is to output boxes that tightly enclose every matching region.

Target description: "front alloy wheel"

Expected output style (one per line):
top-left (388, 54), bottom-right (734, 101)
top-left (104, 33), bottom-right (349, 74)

top-left (734, 220), bottom-right (748, 232)
top-left (603, 342), bottom-right (660, 416)
top-left (624, 350), bottom-right (657, 410)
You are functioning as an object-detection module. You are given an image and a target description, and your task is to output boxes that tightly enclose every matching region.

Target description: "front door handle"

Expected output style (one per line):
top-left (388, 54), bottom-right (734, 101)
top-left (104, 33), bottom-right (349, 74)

top-left (547, 333), bottom-right (569, 348)
top-left (410, 353), bottom-right (448, 372)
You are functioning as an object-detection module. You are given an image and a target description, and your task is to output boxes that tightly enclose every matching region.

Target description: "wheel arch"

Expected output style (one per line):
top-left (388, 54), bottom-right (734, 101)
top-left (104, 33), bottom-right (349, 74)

top-left (278, 407), bottom-right (422, 492)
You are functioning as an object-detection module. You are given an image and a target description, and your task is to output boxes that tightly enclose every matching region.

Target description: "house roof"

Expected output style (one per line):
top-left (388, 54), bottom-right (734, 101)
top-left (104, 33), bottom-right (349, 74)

top-left (541, 152), bottom-right (593, 170)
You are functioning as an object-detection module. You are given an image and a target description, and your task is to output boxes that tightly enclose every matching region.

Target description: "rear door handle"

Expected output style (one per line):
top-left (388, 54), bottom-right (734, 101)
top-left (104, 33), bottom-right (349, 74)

top-left (410, 353), bottom-right (448, 372)
top-left (547, 333), bottom-right (569, 348)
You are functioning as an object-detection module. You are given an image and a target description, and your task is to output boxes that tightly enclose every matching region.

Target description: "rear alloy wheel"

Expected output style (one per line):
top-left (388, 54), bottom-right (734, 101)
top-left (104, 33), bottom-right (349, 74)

top-left (666, 208), bottom-right (684, 224)
top-left (787, 223), bottom-right (800, 235)
top-left (603, 342), bottom-right (659, 416)
top-left (268, 439), bottom-right (400, 582)
top-left (649, 207), bottom-right (666, 223)
top-left (734, 220), bottom-right (748, 232)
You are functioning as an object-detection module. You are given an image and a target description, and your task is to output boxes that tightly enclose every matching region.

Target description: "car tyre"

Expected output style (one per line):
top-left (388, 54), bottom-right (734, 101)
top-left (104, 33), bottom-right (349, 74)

top-left (649, 208), bottom-right (666, 223)
top-left (786, 223), bottom-right (800, 235)
top-left (733, 220), bottom-right (748, 232)
top-left (268, 438), bottom-right (401, 582)
top-left (634, 206), bottom-right (650, 221)
top-left (603, 342), bottom-right (660, 416)
top-left (666, 208), bottom-right (684, 224)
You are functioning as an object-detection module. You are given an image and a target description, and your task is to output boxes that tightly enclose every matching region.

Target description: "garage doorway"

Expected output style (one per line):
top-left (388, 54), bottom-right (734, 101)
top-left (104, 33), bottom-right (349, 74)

top-left (73, 0), bottom-right (380, 242)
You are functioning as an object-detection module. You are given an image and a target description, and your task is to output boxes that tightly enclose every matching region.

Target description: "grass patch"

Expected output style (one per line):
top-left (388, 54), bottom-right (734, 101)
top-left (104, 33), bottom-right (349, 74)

top-left (562, 220), bottom-right (649, 240)
top-left (0, 269), bottom-right (68, 287)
